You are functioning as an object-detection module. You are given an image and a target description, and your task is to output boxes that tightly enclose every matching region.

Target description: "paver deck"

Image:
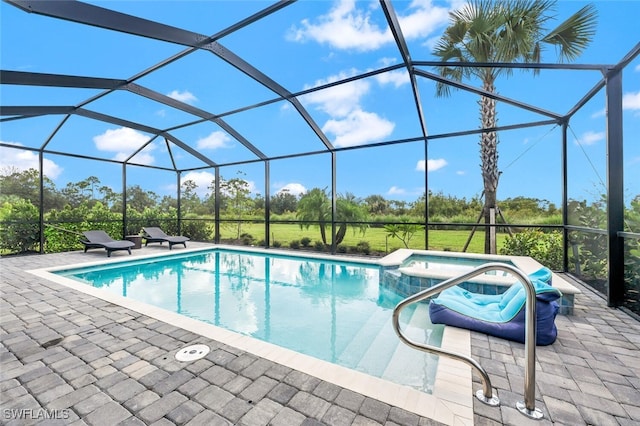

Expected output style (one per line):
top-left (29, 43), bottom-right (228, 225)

top-left (1, 244), bottom-right (639, 425)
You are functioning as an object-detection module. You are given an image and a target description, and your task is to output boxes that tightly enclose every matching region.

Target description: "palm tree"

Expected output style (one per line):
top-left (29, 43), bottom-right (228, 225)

top-left (433, 0), bottom-right (597, 253)
top-left (335, 197), bottom-right (369, 246)
top-left (297, 188), bottom-right (332, 245)
top-left (297, 188), bottom-right (369, 247)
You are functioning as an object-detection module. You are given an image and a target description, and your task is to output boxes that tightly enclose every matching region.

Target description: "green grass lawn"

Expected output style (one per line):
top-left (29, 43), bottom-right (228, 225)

top-left (219, 222), bottom-right (507, 255)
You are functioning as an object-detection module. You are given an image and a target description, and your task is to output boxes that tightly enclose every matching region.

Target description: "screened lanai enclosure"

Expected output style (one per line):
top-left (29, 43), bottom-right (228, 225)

top-left (0, 1), bottom-right (639, 316)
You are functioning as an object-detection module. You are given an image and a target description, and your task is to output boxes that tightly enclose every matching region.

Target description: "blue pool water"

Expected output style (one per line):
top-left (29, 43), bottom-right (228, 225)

top-left (55, 249), bottom-right (444, 393)
top-left (403, 254), bottom-right (513, 275)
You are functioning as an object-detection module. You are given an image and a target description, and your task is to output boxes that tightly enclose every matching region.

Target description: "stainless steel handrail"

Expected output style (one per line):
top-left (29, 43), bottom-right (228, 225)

top-left (392, 262), bottom-right (544, 419)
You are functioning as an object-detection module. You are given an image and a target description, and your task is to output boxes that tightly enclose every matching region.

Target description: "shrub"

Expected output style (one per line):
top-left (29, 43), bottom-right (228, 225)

top-left (44, 201), bottom-right (122, 253)
top-left (289, 240), bottom-right (300, 249)
top-left (314, 241), bottom-right (325, 251)
top-left (0, 199), bottom-right (40, 253)
top-left (240, 233), bottom-right (254, 245)
top-left (569, 200), bottom-right (607, 279)
top-left (180, 215), bottom-right (212, 241)
top-left (301, 237), bottom-right (312, 247)
top-left (384, 223), bottom-right (423, 248)
top-left (337, 245), bottom-right (347, 253)
top-left (356, 241), bottom-right (371, 254)
top-left (272, 240), bottom-right (282, 248)
top-left (500, 229), bottom-right (562, 270)
top-left (624, 239), bottom-right (640, 313)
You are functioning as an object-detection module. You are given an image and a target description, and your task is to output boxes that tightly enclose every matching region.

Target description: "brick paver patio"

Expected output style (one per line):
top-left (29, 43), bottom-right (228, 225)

top-left (1, 244), bottom-right (639, 425)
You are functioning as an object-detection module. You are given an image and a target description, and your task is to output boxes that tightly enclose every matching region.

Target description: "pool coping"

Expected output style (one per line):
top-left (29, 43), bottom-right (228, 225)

top-left (28, 245), bottom-right (473, 425)
top-left (379, 248), bottom-right (580, 295)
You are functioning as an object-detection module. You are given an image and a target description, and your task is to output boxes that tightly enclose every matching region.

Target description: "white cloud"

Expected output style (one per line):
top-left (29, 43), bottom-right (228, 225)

top-left (575, 130), bottom-right (605, 146)
top-left (378, 57), bottom-right (397, 67)
top-left (322, 109), bottom-right (395, 147)
top-left (181, 171), bottom-right (215, 198)
top-left (287, 0), bottom-right (391, 51)
top-left (591, 91), bottom-right (640, 118)
top-left (302, 70), bottom-right (370, 117)
top-left (396, 0), bottom-right (451, 40)
top-left (416, 158), bottom-right (447, 172)
top-left (196, 131), bottom-right (233, 150)
top-left (456, 170), bottom-right (466, 175)
top-left (623, 90), bottom-right (640, 111)
top-left (246, 180), bottom-right (258, 195)
top-left (387, 186), bottom-right (406, 195)
top-left (277, 183), bottom-right (307, 196)
top-left (220, 177), bottom-right (259, 196)
top-left (301, 70), bottom-right (396, 146)
top-left (374, 69), bottom-right (410, 87)
top-left (118, 150), bottom-right (156, 165)
top-left (94, 127), bottom-right (156, 165)
top-left (167, 90), bottom-right (197, 104)
top-left (287, 0), bottom-right (450, 52)
top-left (94, 127), bottom-right (148, 152)
top-left (0, 143), bottom-right (63, 179)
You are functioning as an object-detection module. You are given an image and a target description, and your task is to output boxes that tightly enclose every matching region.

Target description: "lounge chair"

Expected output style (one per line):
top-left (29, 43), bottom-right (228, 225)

top-left (428, 267), bottom-right (562, 345)
top-left (142, 227), bottom-right (189, 249)
top-left (80, 230), bottom-right (135, 257)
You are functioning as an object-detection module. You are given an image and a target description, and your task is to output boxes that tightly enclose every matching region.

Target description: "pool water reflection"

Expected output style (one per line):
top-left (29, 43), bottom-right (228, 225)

top-left (56, 249), bottom-right (444, 393)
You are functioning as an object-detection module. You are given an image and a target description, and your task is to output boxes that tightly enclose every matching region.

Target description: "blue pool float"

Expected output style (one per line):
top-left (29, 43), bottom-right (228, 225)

top-left (428, 268), bottom-right (562, 345)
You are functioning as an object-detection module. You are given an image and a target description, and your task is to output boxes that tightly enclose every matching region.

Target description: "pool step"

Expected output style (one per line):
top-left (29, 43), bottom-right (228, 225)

top-left (381, 303), bottom-right (441, 392)
top-left (352, 302), bottom-right (433, 379)
top-left (336, 308), bottom-right (391, 369)
top-left (352, 313), bottom-right (400, 377)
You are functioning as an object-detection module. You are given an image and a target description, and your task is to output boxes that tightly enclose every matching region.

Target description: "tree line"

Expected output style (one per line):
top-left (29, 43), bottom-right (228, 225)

top-left (0, 167), bottom-right (562, 220)
top-left (1, 167), bottom-right (638, 296)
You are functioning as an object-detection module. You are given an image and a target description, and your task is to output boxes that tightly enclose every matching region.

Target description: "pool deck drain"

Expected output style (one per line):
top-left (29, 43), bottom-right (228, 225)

top-left (176, 344), bottom-right (210, 362)
top-left (1, 242), bottom-right (639, 426)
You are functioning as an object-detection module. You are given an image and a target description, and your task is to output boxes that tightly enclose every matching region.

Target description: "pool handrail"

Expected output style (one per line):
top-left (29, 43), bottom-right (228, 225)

top-left (391, 262), bottom-right (544, 420)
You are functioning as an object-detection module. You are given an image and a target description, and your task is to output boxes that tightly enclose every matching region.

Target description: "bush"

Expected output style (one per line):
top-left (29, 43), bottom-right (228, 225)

top-left (272, 240), bottom-right (282, 248)
top-left (356, 241), bottom-right (371, 254)
top-left (127, 206), bottom-right (178, 236)
top-left (624, 239), bottom-right (640, 313)
top-left (269, 212), bottom-right (298, 222)
top-left (569, 200), bottom-right (607, 279)
top-left (0, 199), bottom-right (40, 253)
top-left (45, 202), bottom-right (122, 253)
top-left (240, 233), bottom-right (254, 245)
top-left (337, 245), bottom-right (347, 253)
top-left (289, 240), bottom-right (300, 249)
top-left (314, 241), bottom-right (325, 251)
top-left (180, 215), bottom-right (212, 241)
top-left (301, 237), bottom-right (312, 247)
top-left (500, 229), bottom-right (562, 270)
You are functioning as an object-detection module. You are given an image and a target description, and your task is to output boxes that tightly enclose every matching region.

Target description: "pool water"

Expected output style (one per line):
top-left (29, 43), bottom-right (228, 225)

top-left (56, 249), bottom-right (443, 393)
top-left (403, 254), bottom-right (513, 275)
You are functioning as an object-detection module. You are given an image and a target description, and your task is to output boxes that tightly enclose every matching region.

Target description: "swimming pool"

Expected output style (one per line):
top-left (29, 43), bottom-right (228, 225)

top-left (401, 253), bottom-right (514, 273)
top-left (53, 248), bottom-right (443, 393)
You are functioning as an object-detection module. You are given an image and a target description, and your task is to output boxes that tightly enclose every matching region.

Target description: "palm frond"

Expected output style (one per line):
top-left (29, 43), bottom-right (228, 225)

top-left (493, 0), bottom-right (555, 62)
top-left (446, 19), bottom-right (469, 45)
top-left (435, 66), bottom-right (466, 97)
top-left (542, 4), bottom-right (598, 62)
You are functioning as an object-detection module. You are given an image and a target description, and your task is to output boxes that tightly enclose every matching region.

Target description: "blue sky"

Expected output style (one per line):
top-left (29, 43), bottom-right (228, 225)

top-left (1, 0), bottom-right (639, 206)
